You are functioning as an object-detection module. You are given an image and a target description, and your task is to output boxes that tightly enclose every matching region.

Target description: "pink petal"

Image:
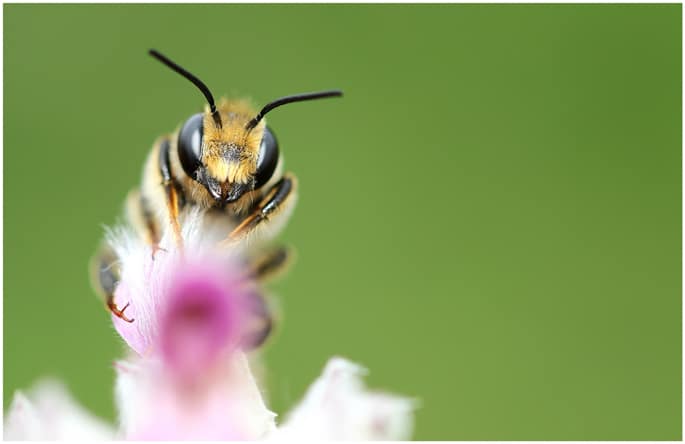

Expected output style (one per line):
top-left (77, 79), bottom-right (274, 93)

top-left (273, 357), bottom-right (416, 440)
top-left (158, 259), bottom-right (246, 383)
top-left (4, 379), bottom-right (115, 440)
top-left (115, 353), bottom-right (277, 440)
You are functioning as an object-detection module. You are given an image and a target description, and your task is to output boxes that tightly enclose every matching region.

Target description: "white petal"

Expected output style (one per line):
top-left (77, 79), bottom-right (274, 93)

top-left (4, 379), bottom-right (115, 440)
top-left (115, 351), bottom-right (276, 440)
top-left (273, 357), bottom-right (416, 440)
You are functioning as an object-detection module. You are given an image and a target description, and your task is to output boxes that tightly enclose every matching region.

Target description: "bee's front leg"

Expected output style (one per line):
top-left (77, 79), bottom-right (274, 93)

top-left (159, 139), bottom-right (184, 249)
top-left (222, 174), bottom-right (297, 245)
top-left (247, 245), bottom-right (292, 282)
top-left (125, 189), bottom-right (160, 245)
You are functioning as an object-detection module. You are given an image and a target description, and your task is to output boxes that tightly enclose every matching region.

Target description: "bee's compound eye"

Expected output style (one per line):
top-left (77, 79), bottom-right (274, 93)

top-left (255, 126), bottom-right (279, 189)
top-left (177, 113), bottom-right (204, 177)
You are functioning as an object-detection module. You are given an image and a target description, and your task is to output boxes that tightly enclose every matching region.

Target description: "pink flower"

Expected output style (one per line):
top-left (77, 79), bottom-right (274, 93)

top-left (111, 254), bottom-right (275, 440)
top-left (107, 208), bottom-right (268, 358)
top-left (5, 209), bottom-right (415, 440)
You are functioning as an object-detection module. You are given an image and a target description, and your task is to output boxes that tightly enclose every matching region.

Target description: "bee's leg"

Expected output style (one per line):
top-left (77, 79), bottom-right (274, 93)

top-left (248, 246), bottom-right (293, 282)
top-left (236, 246), bottom-right (292, 348)
top-left (159, 139), bottom-right (184, 248)
top-left (223, 174), bottom-right (297, 244)
top-left (241, 293), bottom-right (274, 350)
top-left (89, 244), bottom-right (134, 323)
top-left (125, 189), bottom-right (161, 247)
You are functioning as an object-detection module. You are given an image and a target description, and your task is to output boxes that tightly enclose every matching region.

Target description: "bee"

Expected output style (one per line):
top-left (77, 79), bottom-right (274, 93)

top-left (91, 49), bottom-right (342, 343)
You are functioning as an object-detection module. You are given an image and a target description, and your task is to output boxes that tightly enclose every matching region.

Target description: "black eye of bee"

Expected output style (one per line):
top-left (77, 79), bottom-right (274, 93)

top-left (255, 126), bottom-right (279, 189)
top-left (177, 113), bottom-right (204, 178)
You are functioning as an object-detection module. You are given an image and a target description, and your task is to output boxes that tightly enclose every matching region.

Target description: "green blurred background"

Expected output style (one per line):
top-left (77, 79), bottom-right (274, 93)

top-left (4, 4), bottom-right (681, 440)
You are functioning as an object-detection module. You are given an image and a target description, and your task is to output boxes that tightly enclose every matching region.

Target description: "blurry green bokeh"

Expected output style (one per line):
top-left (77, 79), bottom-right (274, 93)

top-left (4, 4), bottom-right (681, 440)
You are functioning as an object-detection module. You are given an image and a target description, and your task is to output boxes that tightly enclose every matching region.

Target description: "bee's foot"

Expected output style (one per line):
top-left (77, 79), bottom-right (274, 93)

top-left (108, 301), bottom-right (134, 323)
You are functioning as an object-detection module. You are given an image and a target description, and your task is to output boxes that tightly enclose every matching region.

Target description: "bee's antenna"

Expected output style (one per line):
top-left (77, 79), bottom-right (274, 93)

top-left (246, 90), bottom-right (343, 131)
top-left (149, 49), bottom-right (223, 129)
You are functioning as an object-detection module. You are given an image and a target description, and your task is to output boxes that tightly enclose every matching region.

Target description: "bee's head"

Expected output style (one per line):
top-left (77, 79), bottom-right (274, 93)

top-left (149, 49), bottom-right (342, 206)
top-left (175, 102), bottom-right (278, 205)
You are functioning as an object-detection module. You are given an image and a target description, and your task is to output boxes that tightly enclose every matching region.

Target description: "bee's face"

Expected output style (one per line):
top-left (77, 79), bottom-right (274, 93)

top-left (176, 103), bottom-right (279, 206)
